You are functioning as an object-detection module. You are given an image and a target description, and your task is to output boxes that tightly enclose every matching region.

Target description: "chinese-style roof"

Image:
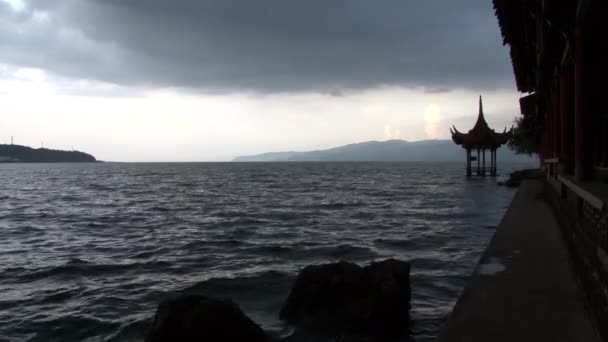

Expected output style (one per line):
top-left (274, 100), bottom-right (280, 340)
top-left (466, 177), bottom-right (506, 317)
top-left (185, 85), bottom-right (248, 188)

top-left (493, 0), bottom-right (538, 93)
top-left (519, 93), bottom-right (536, 117)
top-left (492, 0), bottom-right (577, 94)
top-left (450, 96), bottom-right (513, 149)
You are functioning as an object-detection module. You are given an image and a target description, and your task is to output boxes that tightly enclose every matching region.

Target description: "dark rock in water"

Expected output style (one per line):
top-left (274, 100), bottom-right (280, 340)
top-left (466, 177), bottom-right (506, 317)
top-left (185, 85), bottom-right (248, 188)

top-left (499, 168), bottom-right (542, 187)
top-left (282, 329), bottom-right (378, 342)
top-left (146, 294), bottom-right (267, 342)
top-left (280, 258), bottom-right (410, 340)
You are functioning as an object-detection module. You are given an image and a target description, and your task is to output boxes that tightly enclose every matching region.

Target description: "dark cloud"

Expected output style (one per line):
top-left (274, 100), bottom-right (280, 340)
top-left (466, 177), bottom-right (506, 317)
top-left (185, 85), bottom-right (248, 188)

top-left (1, 0), bottom-right (515, 93)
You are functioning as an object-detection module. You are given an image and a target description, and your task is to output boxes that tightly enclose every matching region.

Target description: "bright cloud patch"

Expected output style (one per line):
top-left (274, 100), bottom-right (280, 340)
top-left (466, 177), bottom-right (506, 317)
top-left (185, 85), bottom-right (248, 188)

top-left (424, 104), bottom-right (442, 139)
top-left (384, 125), bottom-right (403, 140)
top-left (1, 0), bottom-right (25, 12)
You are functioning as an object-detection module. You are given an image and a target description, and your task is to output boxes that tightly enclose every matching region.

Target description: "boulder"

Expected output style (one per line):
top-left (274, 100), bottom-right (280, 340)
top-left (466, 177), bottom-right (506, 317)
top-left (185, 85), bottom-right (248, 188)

top-left (500, 168), bottom-right (542, 187)
top-left (146, 294), bottom-right (267, 342)
top-left (280, 259), bottom-right (410, 339)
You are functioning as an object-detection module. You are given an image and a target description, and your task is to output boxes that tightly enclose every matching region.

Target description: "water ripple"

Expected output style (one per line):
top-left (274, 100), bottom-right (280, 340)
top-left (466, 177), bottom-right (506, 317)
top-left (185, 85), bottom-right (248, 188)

top-left (0, 162), bottom-right (530, 342)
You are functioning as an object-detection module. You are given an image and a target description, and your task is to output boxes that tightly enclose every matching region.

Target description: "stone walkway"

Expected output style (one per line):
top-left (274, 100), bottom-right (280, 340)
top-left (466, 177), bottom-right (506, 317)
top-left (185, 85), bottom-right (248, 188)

top-left (436, 180), bottom-right (600, 342)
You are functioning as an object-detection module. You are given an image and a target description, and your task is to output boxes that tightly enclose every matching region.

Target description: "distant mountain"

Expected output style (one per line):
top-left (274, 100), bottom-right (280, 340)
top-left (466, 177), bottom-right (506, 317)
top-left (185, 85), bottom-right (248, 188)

top-left (0, 144), bottom-right (97, 163)
top-left (233, 140), bottom-right (537, 163)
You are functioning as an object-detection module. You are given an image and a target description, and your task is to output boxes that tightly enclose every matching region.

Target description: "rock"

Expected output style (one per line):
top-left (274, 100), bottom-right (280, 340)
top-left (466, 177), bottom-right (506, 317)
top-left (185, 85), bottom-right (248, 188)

top-left (146, 294), bottom-right (267, 342)
top-left (280, 259), bottom-right (410, 339)
top-left (281, 329), bottom-right (378, 342)
top-left (501, 168), bottom-right (542, 187)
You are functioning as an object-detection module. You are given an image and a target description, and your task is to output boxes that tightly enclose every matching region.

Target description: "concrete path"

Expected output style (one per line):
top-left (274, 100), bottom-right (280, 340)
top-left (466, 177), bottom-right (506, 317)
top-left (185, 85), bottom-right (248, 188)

top-left (436, 180), bottom-right (600, 342)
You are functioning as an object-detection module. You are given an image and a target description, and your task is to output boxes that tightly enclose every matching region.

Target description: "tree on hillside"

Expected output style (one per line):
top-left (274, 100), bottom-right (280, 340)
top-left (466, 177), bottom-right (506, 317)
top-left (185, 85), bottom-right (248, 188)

top-left (508, 115), bottom-right (542, 155)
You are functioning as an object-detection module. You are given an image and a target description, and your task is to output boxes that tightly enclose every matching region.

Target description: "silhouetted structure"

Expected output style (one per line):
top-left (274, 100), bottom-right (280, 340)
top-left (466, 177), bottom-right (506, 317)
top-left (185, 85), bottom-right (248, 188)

top-left (494, 1), bottom-right (608, 339)
top-left (451, 97), bottom-right (512, 177)
top-left (493, 0), bottom-right (607, 182)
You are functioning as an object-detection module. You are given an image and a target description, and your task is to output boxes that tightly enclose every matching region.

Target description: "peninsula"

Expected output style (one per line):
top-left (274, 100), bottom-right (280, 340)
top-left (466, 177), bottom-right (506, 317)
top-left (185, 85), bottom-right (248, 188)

top-left (0, 144), bottom-right (97, 163)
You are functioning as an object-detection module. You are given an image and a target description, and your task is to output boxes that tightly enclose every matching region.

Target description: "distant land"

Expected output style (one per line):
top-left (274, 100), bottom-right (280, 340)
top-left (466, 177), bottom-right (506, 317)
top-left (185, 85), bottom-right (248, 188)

top-left (234, 139), bottom-right (537, 163)
top-left (0, 144), bottom-right (97, 163)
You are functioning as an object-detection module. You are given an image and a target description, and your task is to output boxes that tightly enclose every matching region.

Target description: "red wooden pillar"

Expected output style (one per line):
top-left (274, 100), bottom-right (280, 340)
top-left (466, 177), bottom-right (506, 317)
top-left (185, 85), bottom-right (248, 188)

top-left (546, 123), bottom-right (551, 161)
top-left (604, 119), bottom-right (608, 167)
top-left (596, 117), bottom-right (608, 167)
top-left (600, 117), bottom-right (608, 167)
top-left (545, 96), bottom-right (553, 162)
top-left (560, 64), bottom-right (574, 175)
top-left (575, 27), bottom-right (592, 181)
top-left (553, 82), bottom-right (560, 159)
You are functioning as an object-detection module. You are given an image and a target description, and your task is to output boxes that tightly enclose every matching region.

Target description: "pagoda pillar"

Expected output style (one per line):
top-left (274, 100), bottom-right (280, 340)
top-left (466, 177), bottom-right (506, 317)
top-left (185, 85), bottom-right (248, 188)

top-left (482, 149), bottom-right (486, 176)
top-left (495, 149), bottom-right (497, 176)
top-left (575, 27), bottom-right (592, 181)
top-left (466, 148), bottom-right (472, 177)
top-left (491, 149), bottom-right (497, 176)
top-left (477, 149), bottom-right (481, 176)
top-left (560, 64), bottom-right (574, 175)
top-left (495, 149), bottom-right (498, 176)
top-left (489, 149), bottom-right (493, 176)
top-left (489, 149), bottom-right (492, 176)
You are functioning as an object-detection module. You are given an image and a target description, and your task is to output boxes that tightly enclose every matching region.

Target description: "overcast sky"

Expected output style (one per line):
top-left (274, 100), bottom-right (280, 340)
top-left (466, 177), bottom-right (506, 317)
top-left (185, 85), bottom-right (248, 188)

top-left (0, 0), bottom-right (520, 161)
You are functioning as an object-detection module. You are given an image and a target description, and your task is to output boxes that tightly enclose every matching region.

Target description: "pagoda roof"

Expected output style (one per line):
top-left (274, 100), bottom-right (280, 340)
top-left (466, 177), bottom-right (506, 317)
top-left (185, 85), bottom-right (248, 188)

top-left (450, 96), bottom-right (513, 149)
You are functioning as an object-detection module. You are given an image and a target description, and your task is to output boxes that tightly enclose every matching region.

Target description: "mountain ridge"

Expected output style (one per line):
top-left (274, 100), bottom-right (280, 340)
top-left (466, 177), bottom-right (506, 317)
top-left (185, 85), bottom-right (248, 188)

top-left (233, 139), bottom-right (537, 163)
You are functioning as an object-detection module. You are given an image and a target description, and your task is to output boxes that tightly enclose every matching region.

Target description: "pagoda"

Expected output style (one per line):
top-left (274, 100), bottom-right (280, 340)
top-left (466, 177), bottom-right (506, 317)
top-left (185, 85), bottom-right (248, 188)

top-left (451, 96), bottom-right (513, 177)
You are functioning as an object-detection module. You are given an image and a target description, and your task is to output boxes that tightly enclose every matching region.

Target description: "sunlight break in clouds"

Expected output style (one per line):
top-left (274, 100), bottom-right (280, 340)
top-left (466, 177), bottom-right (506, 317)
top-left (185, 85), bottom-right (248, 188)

top-left (1, 0), bottom-right (25, 12)
top-left (424, 104), bottom-right (442, 139)
top-left (384, 125), bottom-right (403, 140)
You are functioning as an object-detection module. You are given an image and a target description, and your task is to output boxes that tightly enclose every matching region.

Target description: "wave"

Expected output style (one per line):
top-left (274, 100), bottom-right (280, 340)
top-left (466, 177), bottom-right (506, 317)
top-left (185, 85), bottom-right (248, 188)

top-left (308, 201), bottom-right (366, 210)
top-left (15, 258), bottom-right (174, 282)
top-left (374, 238), bottom-right (414, 249)
top-left (0, 162), bottom-right (521, 342)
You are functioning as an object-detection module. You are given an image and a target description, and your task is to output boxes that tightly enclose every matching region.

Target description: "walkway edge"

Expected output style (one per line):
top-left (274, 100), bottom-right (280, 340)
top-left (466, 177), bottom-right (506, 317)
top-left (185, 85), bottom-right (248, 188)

top-left (436, 180), bottom-right (600, 342)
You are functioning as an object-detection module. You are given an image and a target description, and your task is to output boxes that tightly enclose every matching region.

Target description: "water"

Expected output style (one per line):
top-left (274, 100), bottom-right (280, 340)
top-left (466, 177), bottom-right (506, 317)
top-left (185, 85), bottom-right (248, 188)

top-left (0, 162), bottom-right (530, 342)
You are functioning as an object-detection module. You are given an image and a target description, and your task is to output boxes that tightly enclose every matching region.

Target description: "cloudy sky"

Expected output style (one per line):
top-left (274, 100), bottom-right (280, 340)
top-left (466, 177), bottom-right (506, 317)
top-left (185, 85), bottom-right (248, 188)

top-left (0, 0), bottom-right (520, 161)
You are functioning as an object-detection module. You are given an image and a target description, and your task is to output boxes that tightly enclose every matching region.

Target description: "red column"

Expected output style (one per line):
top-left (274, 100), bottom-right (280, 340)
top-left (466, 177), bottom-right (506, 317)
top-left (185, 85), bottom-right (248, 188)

top-left (560, 64), bottom-right (574, 175)
top-left (604, 119), bottom-right (608, 167)
top-left (603, 119), bottom-right (608, 167)
top-left (547, 92), bottom-right (553, 159)
top-left (593, 116), bottom-right (601, 166)
top-left (600, 120), bottom-right (605, 167)
top-left (575, 27), bottom-right (591, 181)
top-left (553, 82), bottom-right (560, 159)
top-left (541, 121), bottom-right (549, 163)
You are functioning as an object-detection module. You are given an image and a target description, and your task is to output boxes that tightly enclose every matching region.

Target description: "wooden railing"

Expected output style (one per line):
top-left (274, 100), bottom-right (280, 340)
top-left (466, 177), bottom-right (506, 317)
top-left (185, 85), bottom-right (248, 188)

top-left (544, 158), bottom-right (607, 254)
top-left (557, 175), bottom-right (607, 254)
top-left (544, 159), bottom-right (608, 340)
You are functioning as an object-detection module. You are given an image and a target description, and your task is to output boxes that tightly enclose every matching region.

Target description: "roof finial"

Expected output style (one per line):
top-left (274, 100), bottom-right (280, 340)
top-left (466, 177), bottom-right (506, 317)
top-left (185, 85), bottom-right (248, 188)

top-left (479, 95), bottom-right (483, 115)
